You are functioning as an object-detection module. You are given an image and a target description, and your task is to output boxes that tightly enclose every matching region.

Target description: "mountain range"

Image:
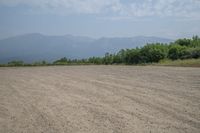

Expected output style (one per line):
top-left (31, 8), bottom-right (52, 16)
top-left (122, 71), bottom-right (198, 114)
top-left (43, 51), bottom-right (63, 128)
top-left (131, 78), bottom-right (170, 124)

top-left (0, 33), bottom-right (173, 63)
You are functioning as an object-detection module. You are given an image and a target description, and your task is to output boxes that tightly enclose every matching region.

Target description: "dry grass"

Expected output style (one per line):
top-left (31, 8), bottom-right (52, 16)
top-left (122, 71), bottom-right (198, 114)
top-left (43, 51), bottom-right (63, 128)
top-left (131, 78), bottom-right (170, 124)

top-left (157, 58), bottom-right (200, 67)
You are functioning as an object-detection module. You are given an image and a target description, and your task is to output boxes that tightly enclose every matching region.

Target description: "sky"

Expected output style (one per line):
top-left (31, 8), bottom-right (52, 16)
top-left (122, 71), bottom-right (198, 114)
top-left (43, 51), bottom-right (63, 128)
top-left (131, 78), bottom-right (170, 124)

top-left (0, 0), bottom-right (200, 39)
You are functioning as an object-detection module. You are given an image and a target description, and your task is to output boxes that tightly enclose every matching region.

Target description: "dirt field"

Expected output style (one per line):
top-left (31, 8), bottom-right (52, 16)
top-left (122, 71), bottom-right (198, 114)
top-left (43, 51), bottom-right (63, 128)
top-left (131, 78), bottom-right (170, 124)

top-left (0, 66), bottom-right (200, 133)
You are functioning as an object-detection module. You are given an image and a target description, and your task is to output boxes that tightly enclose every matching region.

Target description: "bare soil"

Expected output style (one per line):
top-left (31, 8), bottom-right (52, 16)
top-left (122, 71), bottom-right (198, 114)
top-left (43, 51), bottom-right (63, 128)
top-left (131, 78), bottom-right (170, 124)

top-left (0, 66), bottom-right (200, 133)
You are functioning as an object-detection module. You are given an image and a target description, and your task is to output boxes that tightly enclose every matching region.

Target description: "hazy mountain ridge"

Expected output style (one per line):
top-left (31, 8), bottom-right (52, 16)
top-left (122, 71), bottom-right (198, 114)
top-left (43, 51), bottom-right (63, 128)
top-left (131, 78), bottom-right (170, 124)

top-left (0, 33), bottom-right (173, 63)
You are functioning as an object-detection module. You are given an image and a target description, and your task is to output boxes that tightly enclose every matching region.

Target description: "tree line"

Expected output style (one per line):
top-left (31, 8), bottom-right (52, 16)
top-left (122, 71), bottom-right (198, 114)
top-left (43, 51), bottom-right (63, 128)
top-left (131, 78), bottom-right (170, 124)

top-left (1, 36), bottom-right (200, 66)
top-left (53, 36), bottom-right (200, 65)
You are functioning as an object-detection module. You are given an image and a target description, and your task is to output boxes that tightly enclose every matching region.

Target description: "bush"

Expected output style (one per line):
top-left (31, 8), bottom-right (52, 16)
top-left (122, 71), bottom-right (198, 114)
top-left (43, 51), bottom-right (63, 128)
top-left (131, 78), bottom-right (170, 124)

top-left (8, 60), bottom-right (24, 66)
top-left (53, 57), bottom-right (69, 65)
top-left (140, 43), bottom-right (168, 63)
top-left (183, 47), bottom-right (200, 59)
top-left (175, 38), bottom-right (191, 46)
top-left (124, 49), bottom-right (141, 64)
top-left (168, 45), bottom-right (187, 60)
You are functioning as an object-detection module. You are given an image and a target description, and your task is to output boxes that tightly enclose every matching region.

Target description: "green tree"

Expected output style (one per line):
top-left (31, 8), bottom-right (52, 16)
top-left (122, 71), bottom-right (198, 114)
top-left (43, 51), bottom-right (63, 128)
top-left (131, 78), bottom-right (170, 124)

top-left (112, 54), bottom-right (121, 64)
top-left (175, 38), bottom-right (191, 47)
top-left (168, 45), bottom-right (187, 60)
top-left (140, 43), bottom-right (167, 63)
top-left (124, 48), bottom-right (141, 64)
top-left (117, 49), bottom-right (126, 63)
top-left (103, 52), bottom-right (113, 64)
top-left (182, 47), bottom-right (200, 59)
top-left (53, 57), bottom-right (69, 65)
top-left (191, 35), bottom-right (200, 47)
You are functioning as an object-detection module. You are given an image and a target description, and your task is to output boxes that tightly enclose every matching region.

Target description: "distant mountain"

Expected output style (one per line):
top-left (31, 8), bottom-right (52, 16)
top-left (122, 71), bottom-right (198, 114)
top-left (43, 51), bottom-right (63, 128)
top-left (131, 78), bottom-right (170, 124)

top-left (0, 33), bottom-right (173, 63)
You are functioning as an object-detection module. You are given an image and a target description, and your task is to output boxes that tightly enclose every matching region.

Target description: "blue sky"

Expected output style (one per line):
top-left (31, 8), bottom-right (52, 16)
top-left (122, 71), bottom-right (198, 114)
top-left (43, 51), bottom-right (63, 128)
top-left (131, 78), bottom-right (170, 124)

top-left (0, 0), bottom-right (200, 39)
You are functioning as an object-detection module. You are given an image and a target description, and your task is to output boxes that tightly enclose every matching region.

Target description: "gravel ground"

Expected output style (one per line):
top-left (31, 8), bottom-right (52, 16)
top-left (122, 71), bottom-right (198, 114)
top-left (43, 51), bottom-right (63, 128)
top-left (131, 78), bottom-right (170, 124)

top-left (0, 66), bottom-right (200, 133)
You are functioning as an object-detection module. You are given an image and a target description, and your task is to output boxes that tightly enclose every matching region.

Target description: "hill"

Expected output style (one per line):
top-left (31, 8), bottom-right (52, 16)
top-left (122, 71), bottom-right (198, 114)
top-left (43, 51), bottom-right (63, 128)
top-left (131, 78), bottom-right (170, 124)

top-left (0, 33), bottom-right (172, 63)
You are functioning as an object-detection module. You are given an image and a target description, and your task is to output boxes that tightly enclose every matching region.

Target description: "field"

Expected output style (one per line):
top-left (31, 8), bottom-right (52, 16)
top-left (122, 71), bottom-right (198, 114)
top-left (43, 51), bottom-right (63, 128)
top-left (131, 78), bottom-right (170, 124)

top-left (0, 66), bottom-right (200, 133)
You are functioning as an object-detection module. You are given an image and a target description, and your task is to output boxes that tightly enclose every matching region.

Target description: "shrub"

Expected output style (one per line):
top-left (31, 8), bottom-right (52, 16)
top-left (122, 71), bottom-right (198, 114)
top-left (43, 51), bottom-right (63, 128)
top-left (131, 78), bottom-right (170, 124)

top-left (8, 60), bottom-right (24, 66)
top-left (168, 45), bottom-right (187, 60)
top-left (140, 43), bottom-right (168, 63)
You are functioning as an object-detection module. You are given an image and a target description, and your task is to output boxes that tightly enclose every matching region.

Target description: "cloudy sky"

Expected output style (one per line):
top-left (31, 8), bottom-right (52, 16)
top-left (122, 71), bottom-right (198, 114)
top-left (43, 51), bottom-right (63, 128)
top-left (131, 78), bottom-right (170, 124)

top-left (0, 0), bottom-right (200, 39)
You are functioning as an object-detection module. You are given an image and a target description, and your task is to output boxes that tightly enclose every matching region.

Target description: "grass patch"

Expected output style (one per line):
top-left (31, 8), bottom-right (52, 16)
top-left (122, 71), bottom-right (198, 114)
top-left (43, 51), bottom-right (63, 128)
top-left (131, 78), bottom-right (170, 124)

top-left (156, 58), bottom-right (200, 67)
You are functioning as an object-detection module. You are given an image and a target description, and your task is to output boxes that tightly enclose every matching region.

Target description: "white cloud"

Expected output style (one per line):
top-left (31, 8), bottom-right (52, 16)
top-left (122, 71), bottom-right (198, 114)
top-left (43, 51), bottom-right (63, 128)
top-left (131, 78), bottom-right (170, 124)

top-left (0, 0), bottom-right (200, 19)
top-left (0, 0), bottom-right (122, 14)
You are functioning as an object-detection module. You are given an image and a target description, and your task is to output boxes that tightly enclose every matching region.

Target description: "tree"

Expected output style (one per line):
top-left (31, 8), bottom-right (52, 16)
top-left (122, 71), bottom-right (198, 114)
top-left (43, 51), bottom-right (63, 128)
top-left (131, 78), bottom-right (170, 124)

top-left (182, 47), bottom-right (200, 59)
top-left (168, 45), bottom-right (187, 60)
top-left (124, 48), bottom-right (141, 64)
top-left (175, 38), bottom-right (191, 46)
top-left (103, 52), bottom-right (113, 64)
top-left (112, 54), bottom-right (121, 64)
top-left (117, 49), bottom-right (126, 63)
top-left (88, 57), bottom-right (103, 64)
top-left (191, 35), bottom-right (200, 47)
top-left (53, 57), bottom-right (69, 65)
top-left (140, 43), bottom-right (167, 63)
